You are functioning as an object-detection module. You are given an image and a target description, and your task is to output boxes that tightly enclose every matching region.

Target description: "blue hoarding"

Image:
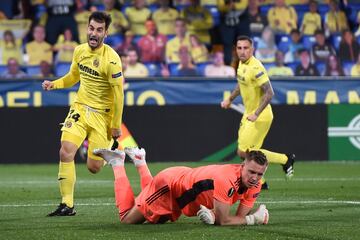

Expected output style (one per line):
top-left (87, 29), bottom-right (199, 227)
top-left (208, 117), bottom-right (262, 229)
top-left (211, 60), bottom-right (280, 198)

top-left (0, 79), bottom-right (359, 107)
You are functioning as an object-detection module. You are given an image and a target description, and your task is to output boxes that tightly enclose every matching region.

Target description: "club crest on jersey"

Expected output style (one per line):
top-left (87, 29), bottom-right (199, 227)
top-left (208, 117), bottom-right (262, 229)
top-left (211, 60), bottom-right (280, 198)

top-left (227, 187), bottom-right (235, 197)
top-left (65, 121), bottom-right (72, 128)
top-left (93, 59), bottom-right (99, 68)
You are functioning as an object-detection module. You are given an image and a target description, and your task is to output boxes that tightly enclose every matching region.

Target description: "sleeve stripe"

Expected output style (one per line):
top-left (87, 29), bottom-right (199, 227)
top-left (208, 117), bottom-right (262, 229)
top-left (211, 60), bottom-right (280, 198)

top-left (112, 72), bottom-right (122, 78)
top-left (255, 71), bottom-right (264, 78)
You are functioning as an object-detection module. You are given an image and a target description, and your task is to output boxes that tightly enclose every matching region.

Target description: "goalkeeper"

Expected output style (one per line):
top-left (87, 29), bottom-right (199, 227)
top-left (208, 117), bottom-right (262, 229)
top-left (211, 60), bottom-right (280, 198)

top-left (94, 147), bottom-right (269, 225)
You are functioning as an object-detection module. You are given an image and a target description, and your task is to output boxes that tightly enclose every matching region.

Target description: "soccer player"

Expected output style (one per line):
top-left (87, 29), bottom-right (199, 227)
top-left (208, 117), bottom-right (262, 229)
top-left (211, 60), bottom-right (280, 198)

top-left (93, 147), bottom-right (269, 225)
top-left (221, 35), bottom-right (295, 184)
top-left (42, 11), bottom-right (124, 216)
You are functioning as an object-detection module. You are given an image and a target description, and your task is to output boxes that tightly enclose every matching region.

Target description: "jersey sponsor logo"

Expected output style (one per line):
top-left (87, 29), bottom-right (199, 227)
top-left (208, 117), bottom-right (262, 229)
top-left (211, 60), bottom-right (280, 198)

top-left (255, 71), bottom-right (264, 78)
top-left (227, 187), bottom-right (235, 197)
top-left (78, 63), bottom-right (100, 76)
top-left (93, 59), bottom-right (99, 67)
top-left (112, 72), bottom-right (122, 78)
top-left (110, 61), bottom-right (116, 65)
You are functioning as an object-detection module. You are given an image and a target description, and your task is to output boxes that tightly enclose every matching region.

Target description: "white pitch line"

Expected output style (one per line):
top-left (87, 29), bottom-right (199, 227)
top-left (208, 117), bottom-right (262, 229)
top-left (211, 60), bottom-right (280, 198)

top-left (1, 200), bottom-right (360, 208)
top-left (259, 200), bottom-right (360, 205)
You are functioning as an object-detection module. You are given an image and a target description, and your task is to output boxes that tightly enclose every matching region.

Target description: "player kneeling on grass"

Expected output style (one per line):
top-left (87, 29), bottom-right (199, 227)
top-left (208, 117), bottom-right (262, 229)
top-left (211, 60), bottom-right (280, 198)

top-left (94, 147), bottom-right (269, 225)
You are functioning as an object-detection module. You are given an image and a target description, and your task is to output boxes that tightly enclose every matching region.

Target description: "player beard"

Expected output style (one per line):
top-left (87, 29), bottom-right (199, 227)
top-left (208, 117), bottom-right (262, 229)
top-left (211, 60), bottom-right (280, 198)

top-left (87, 34), bottom-right (104, 50)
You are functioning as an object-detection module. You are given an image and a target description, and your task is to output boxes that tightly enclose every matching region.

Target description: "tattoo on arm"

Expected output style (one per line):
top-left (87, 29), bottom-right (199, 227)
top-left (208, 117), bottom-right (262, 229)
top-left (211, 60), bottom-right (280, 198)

top-left (229, 85), bottom-right (240, 102)
top-left (255, 81), bottom-right (274, 116)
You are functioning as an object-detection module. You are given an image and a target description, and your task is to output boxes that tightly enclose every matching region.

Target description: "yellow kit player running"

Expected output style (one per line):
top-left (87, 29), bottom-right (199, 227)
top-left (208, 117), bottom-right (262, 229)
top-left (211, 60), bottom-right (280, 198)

top-left (221, 35), bottom-right (295, 188)
top-left (42, 11), bottom-right (124, 216)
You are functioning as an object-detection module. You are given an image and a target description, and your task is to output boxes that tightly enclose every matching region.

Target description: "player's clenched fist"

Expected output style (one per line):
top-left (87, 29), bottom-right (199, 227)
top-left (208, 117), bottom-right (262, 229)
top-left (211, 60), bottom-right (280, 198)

top-left (197, 205), bottom-right (215, 225)
top-left (221, 99), bottom-right (232, 109)
top-left (245, 204), bottom-right (269, 225)
top-left (42, 80), bottom-right (54, 91)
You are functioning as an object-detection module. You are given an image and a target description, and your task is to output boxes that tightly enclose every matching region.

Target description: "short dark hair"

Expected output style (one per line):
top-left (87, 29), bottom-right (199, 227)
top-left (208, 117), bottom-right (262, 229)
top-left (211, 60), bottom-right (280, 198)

top-left (89, 11), bottom-right (112, 31)
top-left (314, 29), bottom-right (324, 36)
top-left (298, 48), bottom-right (309, 55)
top-left (236, 35), bottom-right (253, 46)
top-left (246, 150), bottom-right (268, 166)
top-left (290, 28), bottom-right (300, 35)
top-left (175, 17), bottom-right (187, 24)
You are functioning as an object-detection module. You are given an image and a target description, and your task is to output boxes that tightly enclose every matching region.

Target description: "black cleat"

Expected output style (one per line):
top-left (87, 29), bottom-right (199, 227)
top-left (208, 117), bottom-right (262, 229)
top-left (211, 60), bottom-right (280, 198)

top-left (47, 203), bottom-right (76, 217)
top-left (283, 154), bottom-right (295, 179)
top-left (261, 181), bottom-right (269, 190)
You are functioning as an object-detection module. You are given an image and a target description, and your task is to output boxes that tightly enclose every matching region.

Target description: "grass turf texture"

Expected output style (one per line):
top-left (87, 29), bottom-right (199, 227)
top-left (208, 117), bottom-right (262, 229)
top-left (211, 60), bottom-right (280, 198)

top-left (0, 161), bottom-right (360, 240)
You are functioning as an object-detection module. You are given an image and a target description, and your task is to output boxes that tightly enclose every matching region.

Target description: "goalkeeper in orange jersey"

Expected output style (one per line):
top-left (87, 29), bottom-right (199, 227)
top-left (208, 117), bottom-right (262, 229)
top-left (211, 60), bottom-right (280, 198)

top-left (221, 35), bottom-right (295, 189)
top-left (94, 147), bottom-right (269, 226)
top-left (42, 11), bottom-right (124, 216)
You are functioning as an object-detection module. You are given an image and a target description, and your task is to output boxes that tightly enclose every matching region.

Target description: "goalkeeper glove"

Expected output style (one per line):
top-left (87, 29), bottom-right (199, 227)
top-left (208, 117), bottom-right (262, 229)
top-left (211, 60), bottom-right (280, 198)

top-left (197, 205), bottom-right (215, 225)
top-left (245, 204), bottom-right (269, 225)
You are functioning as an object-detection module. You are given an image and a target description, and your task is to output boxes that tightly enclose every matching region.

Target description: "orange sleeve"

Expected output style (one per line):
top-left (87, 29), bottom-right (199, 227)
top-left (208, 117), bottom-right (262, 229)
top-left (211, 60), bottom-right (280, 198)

top-left (212, 177), bottom-right (236, 205)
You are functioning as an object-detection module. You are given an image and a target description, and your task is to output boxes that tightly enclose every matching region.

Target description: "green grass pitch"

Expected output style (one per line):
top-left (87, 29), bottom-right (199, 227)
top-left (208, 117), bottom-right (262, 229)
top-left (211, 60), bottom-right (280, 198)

top-left (1, 161), bottom-right (360, 240)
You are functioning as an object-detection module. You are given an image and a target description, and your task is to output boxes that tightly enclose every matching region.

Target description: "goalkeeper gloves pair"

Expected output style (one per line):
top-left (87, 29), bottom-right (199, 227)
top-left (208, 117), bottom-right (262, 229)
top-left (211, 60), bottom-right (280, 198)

top-left (197, 204), bottom-right (269, 225)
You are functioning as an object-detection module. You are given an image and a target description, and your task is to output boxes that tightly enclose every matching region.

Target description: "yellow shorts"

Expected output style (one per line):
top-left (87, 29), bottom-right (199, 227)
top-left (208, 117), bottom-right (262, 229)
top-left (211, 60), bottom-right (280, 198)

top-left (60, 103), bottom-right (112, 160)
top-left (238, 116), bottom-right (273, 152)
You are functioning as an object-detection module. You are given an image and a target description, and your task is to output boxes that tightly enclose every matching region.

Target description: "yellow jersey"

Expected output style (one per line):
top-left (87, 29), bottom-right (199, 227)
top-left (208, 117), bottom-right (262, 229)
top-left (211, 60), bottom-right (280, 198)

top-left (53, 43), bottom-right (124, 112)
top-left (325, 10), bottom-right (348, 33)
top-left (351, 64), bottom-right (360, 76)
top-left (106, 9), bottom-right (129, 35)
top-left (301, 12), bottom-right (322, 35)
top-left (75, 10), bottom-right (91, 43)
top-left (0, 39), bottom-right (23, 64)
top-left (25, 41), bottom-right (53, 65)
top-left (268, 66), bottom-right (294, 76)
top-left (54, 40), bottom-right (78, 62)
top-left (237, 56), bottom-right (273, 120)
top-left (267, 6), bottom-right (297, 34)
top-left (152, 8), bottom-right (179, 35)
top-left (125, 7), bottom-right (151, 35)
top-left (165, 34), bottom-right (192, 63)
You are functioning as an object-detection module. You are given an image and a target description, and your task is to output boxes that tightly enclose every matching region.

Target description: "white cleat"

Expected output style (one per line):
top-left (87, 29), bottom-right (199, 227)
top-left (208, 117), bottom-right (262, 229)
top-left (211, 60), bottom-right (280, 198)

top-left (93, 148), bottom-right (125, 167)
top-left (124, 147), bottom-right (146, 166)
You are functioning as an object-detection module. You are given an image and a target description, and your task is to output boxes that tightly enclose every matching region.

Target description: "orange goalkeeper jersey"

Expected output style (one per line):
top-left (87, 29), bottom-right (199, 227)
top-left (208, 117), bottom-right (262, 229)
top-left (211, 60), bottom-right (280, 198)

top-left (170, 164), bottom-right (261, 217)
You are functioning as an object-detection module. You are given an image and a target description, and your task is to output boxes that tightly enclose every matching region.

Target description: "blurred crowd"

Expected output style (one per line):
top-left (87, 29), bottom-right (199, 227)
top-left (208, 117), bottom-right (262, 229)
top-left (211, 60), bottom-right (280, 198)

top-left (0, 0), bottom-right (360, 79)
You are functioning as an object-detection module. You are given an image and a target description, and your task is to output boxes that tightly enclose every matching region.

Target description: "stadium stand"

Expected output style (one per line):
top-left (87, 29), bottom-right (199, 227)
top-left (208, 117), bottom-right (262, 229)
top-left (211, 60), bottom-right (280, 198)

top-left (55, 62), bottom-right (71, 77)
top-left (1, 0), bottom-right (360, 78)
top-left (0, 65), bottom-right (6, 73)
top-left (144, 62), bottom-right (161, 77)
top-left (26, 65), bottom-right (41, 76)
